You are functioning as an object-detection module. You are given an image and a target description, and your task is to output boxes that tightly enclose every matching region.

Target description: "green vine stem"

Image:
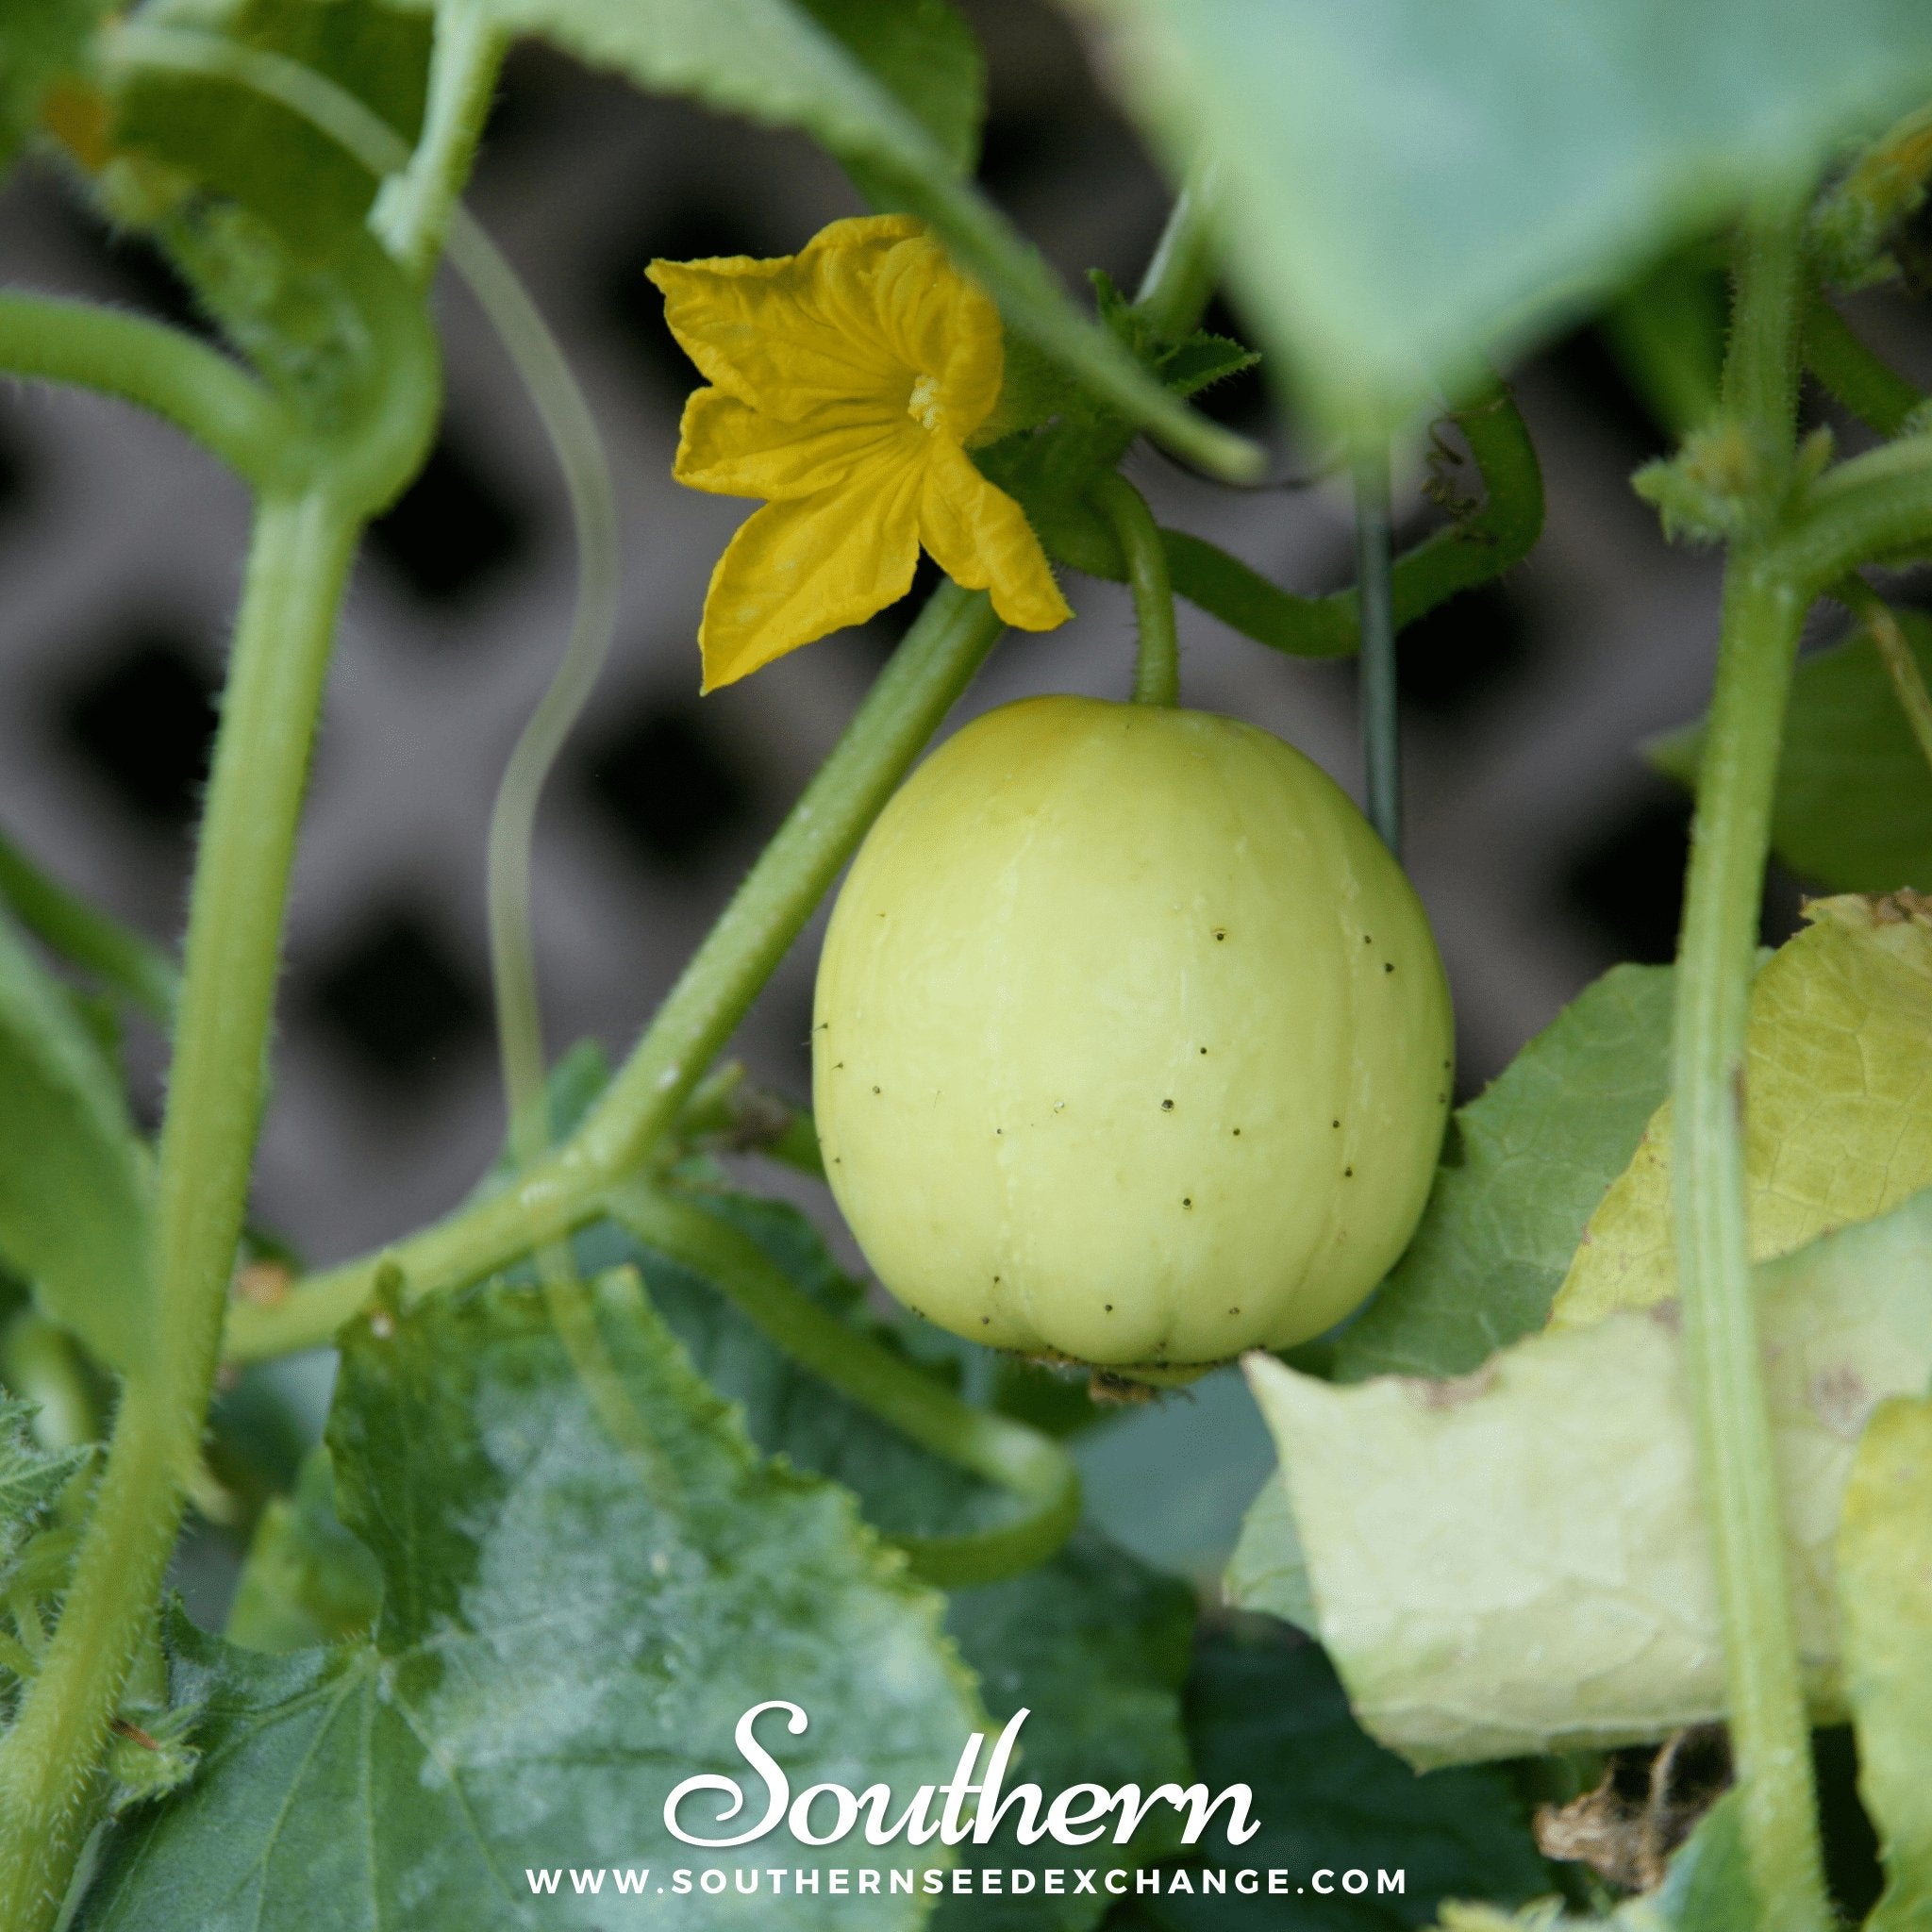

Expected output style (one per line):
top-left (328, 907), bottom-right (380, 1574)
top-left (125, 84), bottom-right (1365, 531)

top-left (1766, 428), bottom-right (1932, 589)
top-left (0, 827), bottom-right (178, 1024)
top-left (1093, 471), bottom-right (1180, 704)
top-left (227, 581), bottom-right (1009, 1361)
top-left (0, 292), bottom-right (295, 491)
top-left (1674, 202), bottom-right (1831, 1931)
top-left (1353, 445), bottom-right (1400, 853)
top-left (1832, 577), bottom-right (1932, 781)
top-left (0, 490), bottom-right (363, 1929)
top-left (368, 0), bottom-right (506, 280)
top-left (1158, 376), bottom-right (1544, 658)
top-left (1131, 167), bottom-right (1219, 343)
top-left (606, 1187), bottom-right (1081, 1587)
top-left (1803, 291), bottom-right (1925, 438)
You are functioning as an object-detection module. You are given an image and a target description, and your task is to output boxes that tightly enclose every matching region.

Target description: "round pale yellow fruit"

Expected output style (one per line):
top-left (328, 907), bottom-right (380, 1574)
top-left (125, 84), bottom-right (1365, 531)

top-left (812, 695), bottom-right (1453, 1372)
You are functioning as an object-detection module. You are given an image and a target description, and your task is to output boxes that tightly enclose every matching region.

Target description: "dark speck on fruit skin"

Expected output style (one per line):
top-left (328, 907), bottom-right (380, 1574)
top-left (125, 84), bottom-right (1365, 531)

top-left (1182, 1196), bottom-right (1192, 1208)
top-left (872, 1085), bottom-right (880, 1094)
top-left (1160, 1098), bottom-right (1174, 1111)
top-left (1344, 1166), bottom-right (1355, 1177)
top-left (1384, 961), bottom-right (1395, 974)
top-left (1212, 928), bottom-right (1226, 941)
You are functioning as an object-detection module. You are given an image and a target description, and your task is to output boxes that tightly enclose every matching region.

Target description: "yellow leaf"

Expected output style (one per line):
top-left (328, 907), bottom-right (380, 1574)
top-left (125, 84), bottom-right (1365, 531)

top-left (1550, 892), bottom-right (1932, 1327)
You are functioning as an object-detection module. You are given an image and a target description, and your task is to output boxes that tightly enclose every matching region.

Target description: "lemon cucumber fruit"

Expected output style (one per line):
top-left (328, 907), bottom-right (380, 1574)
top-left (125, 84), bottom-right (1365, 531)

top-left (813, 695), bottom-right (1453, 1374)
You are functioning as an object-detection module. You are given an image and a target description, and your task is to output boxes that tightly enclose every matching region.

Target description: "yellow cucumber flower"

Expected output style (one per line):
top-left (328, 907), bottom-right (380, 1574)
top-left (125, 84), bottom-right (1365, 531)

top-left (649, 215), bottom-right (1072, 691)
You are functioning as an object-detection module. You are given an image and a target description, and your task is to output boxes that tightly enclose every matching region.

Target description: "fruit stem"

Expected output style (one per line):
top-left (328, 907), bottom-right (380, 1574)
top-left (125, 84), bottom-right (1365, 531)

top-left (1671, 197), bottom-right (1830, 1932)
top-left (1094, 471), bottom-right (1181, 705)
top-left (1354, 444), bottom-right (1401, 855)
top-left (608, 1186), bottom-right (1080, 1586)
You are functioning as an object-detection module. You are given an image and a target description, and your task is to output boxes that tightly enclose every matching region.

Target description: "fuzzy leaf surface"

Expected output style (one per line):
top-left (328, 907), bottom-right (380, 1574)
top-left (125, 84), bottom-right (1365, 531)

top-left (79, 1272), bottom-right (978, 1928)
top-left (590, 1192), bottom-right (1199, 1922)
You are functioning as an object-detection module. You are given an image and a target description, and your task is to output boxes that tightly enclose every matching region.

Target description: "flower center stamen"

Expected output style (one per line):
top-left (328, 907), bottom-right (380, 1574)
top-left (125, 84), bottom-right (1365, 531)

top-left (907, 374), bottom-right (944, 432)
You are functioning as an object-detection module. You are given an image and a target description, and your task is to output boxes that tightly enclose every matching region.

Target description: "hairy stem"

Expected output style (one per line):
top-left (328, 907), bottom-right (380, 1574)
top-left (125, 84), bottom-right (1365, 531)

top-left (1131, 169), bottom-right (1220, 343)
top-left (226, 583), bottom-right (1008, 1360)
top-left (0, 293), bottom-right (295, 491)
top-left (1675, 198), bottom-right (1830, 1930)
top-left (1767, 430), bottom-right (1932, 590)
top-left (608, 1187), bottom-right (1080, 1586)
top-left (0, 491), bottom-right (359, 1930)
top-left (369, 0), bottom-right (507, 279)
top-left (1094, 472), bottom-right (1179, 705)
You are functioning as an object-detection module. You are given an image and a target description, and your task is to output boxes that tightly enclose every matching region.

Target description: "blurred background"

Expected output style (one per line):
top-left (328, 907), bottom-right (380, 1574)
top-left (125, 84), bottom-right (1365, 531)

top-left (1, 3), bottom-right (1927, 1356)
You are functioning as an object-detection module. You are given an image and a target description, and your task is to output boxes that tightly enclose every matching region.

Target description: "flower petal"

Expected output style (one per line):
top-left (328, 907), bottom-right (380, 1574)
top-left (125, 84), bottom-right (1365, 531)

top-left (675, 389), bottom-right (916, 501)
top-left (870, 234), bottom-right (1005, 441)
top-left (648, 215), bottom-right (924, 421)
top-left (699, 460), bottom-right (924, 691)
top-left (917, 442), bottom-right (1072, 632)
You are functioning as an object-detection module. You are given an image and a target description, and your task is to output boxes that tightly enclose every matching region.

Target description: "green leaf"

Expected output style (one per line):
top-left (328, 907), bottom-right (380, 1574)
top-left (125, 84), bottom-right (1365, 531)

top-left (798, 0), bottom-right (983, 176)
top-left (0, 1392), bottom-right (88, 1586)
top-left (581, 1193), bottom-right (1002, 1539)
top-left (1326, 962), bottom-right (1674, 1381)
top-left (1650, 613), bottom-right (1932, 892)
top-left (1836, 1391), bottom-right (1932, 1930)
top-left (0, 0), bottom-right (109, 174)
top-left (108, 0), bottom-right (430, 247)
top-left (0, 907), bottom-right (150, 1371)
top-left (938, 1532), bottom-right (1195, 1931)
top-left (1142, 1625), bottom-right (1553, 1926)
top-left (1649, 1793), bottom-right (1757, 1932)
top-left (455, 0), bottom-right (1253, 476)
top-left (1241, 1187), bottom-right (1932, 1769)
top-left (1552, 895), bottom-right (1932, 1326)
top-left (80, 1270), bottom-right (979, 1926)
top-left (587, 1192), bottom-right (1201, 1917)
top-left (1224, 1476), bottom-right (1314, 1638)
top-left (94, 0), bottom-right (440, 484)
top-left (224, 1444), bottom-right (381, 1655)
top-left (1087, 0), bottom-right (1932, 433)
